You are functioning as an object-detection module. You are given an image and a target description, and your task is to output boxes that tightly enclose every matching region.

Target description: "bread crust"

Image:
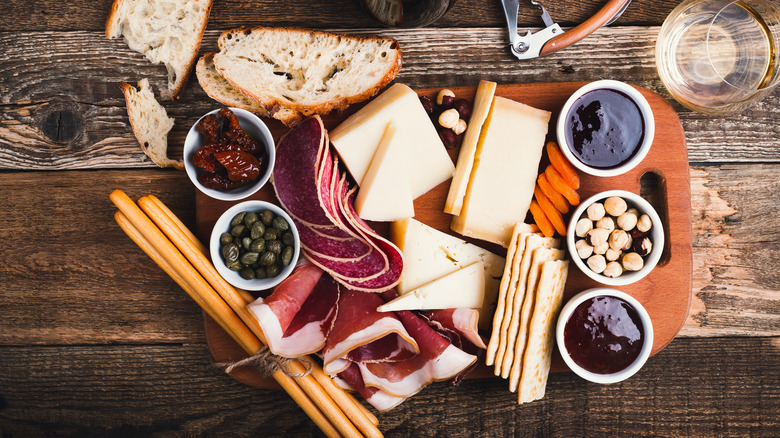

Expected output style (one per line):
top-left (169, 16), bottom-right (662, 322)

top-left (104, 0), bottom-right (123, 39)
top-left (214, 26), bottom-right (402, 126)
top-left (196, 53), bottom-right (270, 116)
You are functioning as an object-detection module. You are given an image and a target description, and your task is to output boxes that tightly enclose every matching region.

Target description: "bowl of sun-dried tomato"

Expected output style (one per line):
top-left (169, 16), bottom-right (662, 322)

top-left (184, 107), bottom-right (275, 201)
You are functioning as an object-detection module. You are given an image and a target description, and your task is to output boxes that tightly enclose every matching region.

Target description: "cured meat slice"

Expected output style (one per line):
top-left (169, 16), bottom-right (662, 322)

top-left (294, 218), bottom-right (372, 260)
top-left (247, 265), bottom-right (339, 357)
top-left (423, 308), bottom-right (487, 350)
top-left (337, 362), bottom-right (407, 412)
top-left (346, 334), bottom-right (419, 363)
top-left (322, 357), bottom-right (352, 375)
top-left (305, 243), bottom-right (388, 282)
top-left (322, 290), bottom-right (418, 367)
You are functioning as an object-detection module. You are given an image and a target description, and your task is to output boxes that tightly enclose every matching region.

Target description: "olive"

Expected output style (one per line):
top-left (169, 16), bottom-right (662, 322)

top-left (254, 267), bottom-right (267, 279)
top-left (250, 238), bottom-right (265, 253)
top-left (240, 252), bottom-right (260, 265)
top-left (220, 232), bottom-right (233, 245)
top-left (222, 243), bottom-right (239, 262)
top-left (282, 231), bottom-right (295, 246)
top-left (266, 264), bottom-right (280, 277)
top-left (239, 268), bottom-right (255, 280)
top-left (272, 216), bottom-right (289, 232)
top-left (250, 221), bottom-right (266, 239)
top-left (243, 212), bottom-right (259, 227)
top-left (264, 228), bottom-right (278, 241)
top-left (242, 237), bottom-right (253, 251)
top-left (260, 251), bottom-right (276, 266)
top-left (231, 224), bottom-right (246, 237)
top-left (281, 246), bottom-right (294, 266)
top-left (230, 212), bottom-right (246, 227)
top-left (261, 210), bottom-right (275, 226)
top-left (225, 260), bottom-right (242, 271)
top-left (267, 240), bottom-right (282, 254)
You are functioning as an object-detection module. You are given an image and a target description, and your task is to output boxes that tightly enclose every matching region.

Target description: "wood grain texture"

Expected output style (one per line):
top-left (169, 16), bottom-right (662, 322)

top-left (0, 0), bottom-right (681, 32)
top-left (1, 28), bottom-right (779, 171)
top-left (0, 337), bottom-right (777, 436)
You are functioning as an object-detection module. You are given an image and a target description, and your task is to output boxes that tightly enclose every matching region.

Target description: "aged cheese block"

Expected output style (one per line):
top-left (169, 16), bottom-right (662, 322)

top-left (377, 262), bottom-right (485, 312)
top-left (354, 123), bottom-right (414, 221)
top-left (330, 83), bottom-right (455, 199)
top-left (451, 97), bottom-right (551, 247)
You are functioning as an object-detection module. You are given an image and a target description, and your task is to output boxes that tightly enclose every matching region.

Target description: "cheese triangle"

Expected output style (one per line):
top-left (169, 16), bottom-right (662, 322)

top-left (377, 261), bottom-right (485, 312)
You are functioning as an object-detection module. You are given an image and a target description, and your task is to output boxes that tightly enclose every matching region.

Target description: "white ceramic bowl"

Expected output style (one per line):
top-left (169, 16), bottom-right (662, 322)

top-left (184, 108), bottom-right (275, 201)
top-left (556, 80), bottom-right (655, 177)
top-left (210, 201), bottom-right (300, 291)
top-left (567, 190), bottom-right (664, 286)
top-left (556, 288), bottom-right (654, 384)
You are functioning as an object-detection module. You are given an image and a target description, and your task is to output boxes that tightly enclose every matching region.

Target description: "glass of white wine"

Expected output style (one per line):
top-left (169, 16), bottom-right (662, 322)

top-left (656, 0), bottom-right (780, 115)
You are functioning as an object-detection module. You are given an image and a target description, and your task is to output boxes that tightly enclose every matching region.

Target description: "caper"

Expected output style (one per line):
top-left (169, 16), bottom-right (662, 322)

top-left (250, 221), bottom-right (266, 239)
top-left (272, 216), bottom-right (289, 232)
top-left (226, 260), bottom-right (242, 271)
top-left (266, 264), bottom-right (280, 277)
top-left (222, 243), bottom-right (239, 262)
top-left (242, 237), bottom-right (253, 251)
top-left (231, 224), bottom-right (246, 237)
top-left (254, 267), bottom-right (267, 279)
top-left (267, 239), bottom-right (282, 254)
top-left (240, 252), bottom-right (260, 265)
top-left (243, 212), bottom-right (259, 227)
top-left (261, 210), bottom-right (275, 226)
top-left (230, 212), bottom-right (246, 227)
top-left (282, 231), bottom-right (295, 246)
top-left (220, 232), bottom-right (233, 245)
top-left (239, 268), bottom-right (255, 280)
top-left (281, 246), bottom-right (294, 266)
top-left (264, 228), bottom-right (278, 241)
top-left (260, 251), bottom-right (276, 266)
top-left (250, 238), bottom-right (265, 253)
top-left (233, 236), bottom-right (242, 246)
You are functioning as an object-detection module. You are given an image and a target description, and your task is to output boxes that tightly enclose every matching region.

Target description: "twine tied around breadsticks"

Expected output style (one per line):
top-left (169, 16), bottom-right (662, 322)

top-left (215, 346), bottom-right (312, 378)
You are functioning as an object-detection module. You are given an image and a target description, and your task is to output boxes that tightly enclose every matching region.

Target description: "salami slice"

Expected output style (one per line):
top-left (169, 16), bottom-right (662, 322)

top-left (294, 218), bottom-right (372, 260)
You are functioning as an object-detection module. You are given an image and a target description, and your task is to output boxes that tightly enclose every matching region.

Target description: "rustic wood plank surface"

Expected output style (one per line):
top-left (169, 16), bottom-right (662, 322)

top-left (1, 0), bottom-right (778, 435)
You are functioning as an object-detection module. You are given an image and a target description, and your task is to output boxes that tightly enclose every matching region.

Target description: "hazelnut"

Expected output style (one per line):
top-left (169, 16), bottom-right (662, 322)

top-left (623, 233), bottom-right (633, 251)
top-left (605, 247), bottom-right (622, 261)
top-left (438, 108), bottom-right (460, 129)
top-left (604, 196), bottom-right (628, 217)
top-left (593, 242), bottom-right (609, 255)
top-left (587, 254), bottom-right (607, 273)
top-left (575, 239), bottom-right (594, 259)
top-left (436, 89), bottom-right (455, 106)
top-left (586, 228), bottom-right (610, 246)
top-left (627, 208), bottom-right (639, 216)
top-left (419, 96), bottom-right (434, 115)
top-left (608, 229), bottom-right (629, 251)
top-left (635, 236), bottom-right (653, 257)
top-left (575, 218), bottom-right (593, 238)
top-left (587, 202), bottom-right (606, 221)
top-left (636, 214), bottom-right (653, 232)
top-left (596, 216), bottom-right (615, 231)
top-left (617, 211), bottom-right (638, 231)
top-left (438, 129), bottom-right (456, 149)
top-left (452, 98), bottom-right (473, 119)
top-left (603, 261), bottom-right (623, 278)
top-left (622, 252), bottom-right (644, 271)
top-left (453, 119), bottom-right (467, 135)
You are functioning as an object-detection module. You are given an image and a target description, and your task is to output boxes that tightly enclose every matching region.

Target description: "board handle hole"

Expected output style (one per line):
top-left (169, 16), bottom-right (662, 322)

top-left (640, 171), bottom-right (671, 266)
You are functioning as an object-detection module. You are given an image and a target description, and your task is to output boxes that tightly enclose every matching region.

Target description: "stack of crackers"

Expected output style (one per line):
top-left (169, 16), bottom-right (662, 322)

top-left (486, 223), bottom-right (569, 403)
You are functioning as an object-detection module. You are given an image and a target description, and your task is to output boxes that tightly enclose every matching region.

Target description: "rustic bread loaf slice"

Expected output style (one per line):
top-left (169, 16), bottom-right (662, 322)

top-left (120, 79), bottom-right (183, 169)
top-left (213, 27), bottom-right (402, 126)
top-left (106, 0), bottom-right (213, 99)
top-left (196, 53), bottom-right (270, 116)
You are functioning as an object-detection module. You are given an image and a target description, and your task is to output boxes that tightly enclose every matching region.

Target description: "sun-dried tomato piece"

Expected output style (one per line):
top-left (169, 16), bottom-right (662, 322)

top-left (214, 150), bottom-right (261, 182)
top-left (192, 142), bottom-right (244, 172)
top-left (198, 170), bottom-right (253, 191)
top-left (197, 114), bottom-right (223, 145)
top-left (218, 107), bottom-right (263, 155)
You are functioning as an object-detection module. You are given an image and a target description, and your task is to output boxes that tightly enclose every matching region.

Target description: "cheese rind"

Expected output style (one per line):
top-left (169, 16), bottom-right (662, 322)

top-left (451, 97), bottom-right (551, 247)
top-left (330, 83), bottom-right (455, 199)
top-left (354, 123), bottom-right (415, 221)
top-left (377, 262), bottom-right (485, 312)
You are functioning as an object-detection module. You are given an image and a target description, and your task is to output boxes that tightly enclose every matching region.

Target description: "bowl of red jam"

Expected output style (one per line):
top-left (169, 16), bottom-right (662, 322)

top-left (556, 288), bottom-right (654, 384)
top-left (184, 107), bottom-right (275, 201)
top-left (556, 80), bottom-right (655, 177)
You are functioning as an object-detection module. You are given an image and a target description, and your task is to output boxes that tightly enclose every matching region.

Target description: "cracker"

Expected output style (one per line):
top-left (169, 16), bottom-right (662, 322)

top-left (517, 260), bottom-right (569, 403)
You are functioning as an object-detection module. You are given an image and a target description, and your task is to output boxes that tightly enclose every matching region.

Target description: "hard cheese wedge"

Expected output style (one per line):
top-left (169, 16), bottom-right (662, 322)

top-left (377, 261), bottom-right (485, 312)
top-left (354, 123), bottom-right (414, 221)
top-left (390, 217), bottom-right (505, 330)
top-left (451, 97), bottom-right (551, 247)
top-left (330, 83), bottom-right (455, 199)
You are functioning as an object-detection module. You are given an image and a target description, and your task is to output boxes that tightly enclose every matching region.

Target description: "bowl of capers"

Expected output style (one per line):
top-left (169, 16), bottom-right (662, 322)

top-left (566, 190), bottom-right (664, 286)
top-left (210, 200), bottom-right (300, 291)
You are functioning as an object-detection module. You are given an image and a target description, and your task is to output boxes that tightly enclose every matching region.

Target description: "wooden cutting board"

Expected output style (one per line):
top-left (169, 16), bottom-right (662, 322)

top-left (195, 82), bottom-right (692, 390)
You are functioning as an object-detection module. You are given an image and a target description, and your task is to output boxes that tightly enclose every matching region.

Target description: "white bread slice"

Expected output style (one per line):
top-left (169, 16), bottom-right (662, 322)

top-left (106, 0), bottom-right (213, 100)
top-left (213, 27), bottom-right (402, 126)
top-left (196, 53), bottom-right (269, 116)
top-left (120, 79), bottom-right (183, 169)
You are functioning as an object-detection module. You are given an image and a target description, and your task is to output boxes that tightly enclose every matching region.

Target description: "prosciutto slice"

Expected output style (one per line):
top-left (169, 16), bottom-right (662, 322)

top-left (247, 264), bottom-right (339, 357)
top-left (337, 362), bottom-right (407, 412)
top-left (423, 308), bottom-right (487, 350)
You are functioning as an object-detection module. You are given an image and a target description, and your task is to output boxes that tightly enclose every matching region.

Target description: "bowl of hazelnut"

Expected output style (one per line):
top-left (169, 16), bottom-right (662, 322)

top-left (566, 190), bottom-right (664, 286)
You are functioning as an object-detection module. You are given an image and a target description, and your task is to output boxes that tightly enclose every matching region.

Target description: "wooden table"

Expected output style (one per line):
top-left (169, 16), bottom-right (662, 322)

top-left (1, 1), bottom-right (778, 436)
